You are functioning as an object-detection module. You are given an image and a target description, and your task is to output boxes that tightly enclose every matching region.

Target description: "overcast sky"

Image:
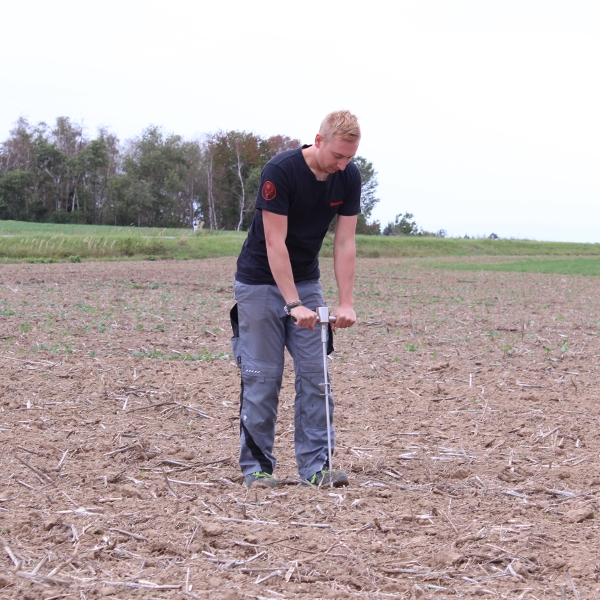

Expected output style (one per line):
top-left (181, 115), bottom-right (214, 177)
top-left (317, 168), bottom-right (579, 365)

top-left (2, 1), bottom-right (598, 242)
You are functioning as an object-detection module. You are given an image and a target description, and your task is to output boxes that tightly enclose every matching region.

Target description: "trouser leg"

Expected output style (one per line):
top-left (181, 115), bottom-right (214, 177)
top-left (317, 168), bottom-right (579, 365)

top-left (286, 280), bottom-right (335, 481)
top-left (233, 280), bottom-right (285, 476)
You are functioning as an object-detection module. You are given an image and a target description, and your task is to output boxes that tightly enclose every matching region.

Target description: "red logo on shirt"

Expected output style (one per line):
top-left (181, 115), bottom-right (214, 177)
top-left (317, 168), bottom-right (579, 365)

top-left (330, 200), bottom-right (344, 207)
top-left (262, 181), bottom-right (277, 201)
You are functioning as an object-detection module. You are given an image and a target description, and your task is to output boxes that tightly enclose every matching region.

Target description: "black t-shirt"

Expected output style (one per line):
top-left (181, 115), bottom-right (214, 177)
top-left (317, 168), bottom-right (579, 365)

top-left (235, 146), bottom-right (361, 285)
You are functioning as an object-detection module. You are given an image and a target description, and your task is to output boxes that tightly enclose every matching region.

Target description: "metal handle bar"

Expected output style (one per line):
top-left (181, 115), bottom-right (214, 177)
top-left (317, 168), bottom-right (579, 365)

top-left (291, 310), bottom-right (336, 324)
top-left (315, 306), bottom-right (336, 325)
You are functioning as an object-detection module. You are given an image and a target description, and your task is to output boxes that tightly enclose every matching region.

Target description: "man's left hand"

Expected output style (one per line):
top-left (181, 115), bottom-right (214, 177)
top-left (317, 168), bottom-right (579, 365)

top-left (331, 306), bottom-right (356, 330)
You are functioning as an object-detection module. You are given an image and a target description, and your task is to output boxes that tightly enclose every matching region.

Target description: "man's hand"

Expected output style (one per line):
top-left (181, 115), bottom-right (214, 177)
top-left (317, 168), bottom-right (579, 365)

top-left (331, 306), bottom-right (356, 330)
top-left (290, 305), bottom-right (318, 330)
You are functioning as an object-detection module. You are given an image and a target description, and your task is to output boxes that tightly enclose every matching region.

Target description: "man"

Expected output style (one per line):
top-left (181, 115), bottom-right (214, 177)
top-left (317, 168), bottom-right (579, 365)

top-left (231, 110), bottom-right (361, 489)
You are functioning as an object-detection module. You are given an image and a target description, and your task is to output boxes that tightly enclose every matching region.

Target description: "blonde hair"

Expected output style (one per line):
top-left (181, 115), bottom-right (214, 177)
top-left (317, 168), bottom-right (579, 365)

top-left (319, 110), bottom-right (361, 143)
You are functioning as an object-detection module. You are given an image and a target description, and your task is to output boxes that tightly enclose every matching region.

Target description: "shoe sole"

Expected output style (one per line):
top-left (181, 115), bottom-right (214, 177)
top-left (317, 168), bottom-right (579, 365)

top-left (243, 479), bottom-right (278, 489)
top-left (308, 474), bottom-right (350, 488)
top-left (331, 475), bottom-right (349, 487)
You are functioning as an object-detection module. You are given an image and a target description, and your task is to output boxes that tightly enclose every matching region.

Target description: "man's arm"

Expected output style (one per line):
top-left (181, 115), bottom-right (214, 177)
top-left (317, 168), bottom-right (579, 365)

top-left (263, 210), bottom-right (317, 329)
top-left (332, 214), bottom-right (358, 330)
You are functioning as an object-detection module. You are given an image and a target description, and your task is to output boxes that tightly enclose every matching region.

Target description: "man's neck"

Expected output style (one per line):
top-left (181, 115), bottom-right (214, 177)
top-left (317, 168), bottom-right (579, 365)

top-left (302, 146), bottom-right (329, 181)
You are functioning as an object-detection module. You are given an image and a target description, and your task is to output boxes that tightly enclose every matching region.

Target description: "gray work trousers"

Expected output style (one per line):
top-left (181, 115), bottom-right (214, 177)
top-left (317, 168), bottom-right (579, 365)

top-left (231, 278), bottom-right (334, 481)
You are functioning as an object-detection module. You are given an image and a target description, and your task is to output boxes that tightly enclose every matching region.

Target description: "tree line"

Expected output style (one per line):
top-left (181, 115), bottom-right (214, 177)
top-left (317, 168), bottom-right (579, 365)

top-left (0, 116), bottom-right (383, 233)
top-left (382, 212), bottom-right (446, 238)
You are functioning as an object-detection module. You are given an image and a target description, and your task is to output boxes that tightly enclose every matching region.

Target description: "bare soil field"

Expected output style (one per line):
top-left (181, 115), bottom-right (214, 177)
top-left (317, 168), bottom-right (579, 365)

top-left (1, 257), bottom-right (600, 599)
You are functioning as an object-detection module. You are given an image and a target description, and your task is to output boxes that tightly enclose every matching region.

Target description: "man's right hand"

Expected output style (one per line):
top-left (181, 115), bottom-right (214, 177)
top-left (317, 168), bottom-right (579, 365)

top-left (290, 305), bottom-right (318, 330)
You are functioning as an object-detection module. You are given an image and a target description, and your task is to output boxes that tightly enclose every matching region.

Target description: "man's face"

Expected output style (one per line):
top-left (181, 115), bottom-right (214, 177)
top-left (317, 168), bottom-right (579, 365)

top-left (315, 134), bottom-right (359, 174)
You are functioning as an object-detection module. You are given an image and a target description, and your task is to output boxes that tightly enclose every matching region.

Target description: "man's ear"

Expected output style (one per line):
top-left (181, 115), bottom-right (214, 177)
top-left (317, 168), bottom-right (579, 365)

top-left (314, 133), bottom-right (323, 148)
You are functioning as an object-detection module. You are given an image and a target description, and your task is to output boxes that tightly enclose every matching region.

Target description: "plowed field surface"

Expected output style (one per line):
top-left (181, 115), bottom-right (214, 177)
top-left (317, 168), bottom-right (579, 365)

top-left (1, 258), bottom-right (600, 599)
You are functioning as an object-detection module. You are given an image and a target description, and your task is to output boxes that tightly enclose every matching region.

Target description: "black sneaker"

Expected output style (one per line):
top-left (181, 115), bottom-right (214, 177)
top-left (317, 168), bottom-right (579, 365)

top-left (308, 469), bottom-right (349, 488)
top-left (243, 472), bottom-right (278, 489)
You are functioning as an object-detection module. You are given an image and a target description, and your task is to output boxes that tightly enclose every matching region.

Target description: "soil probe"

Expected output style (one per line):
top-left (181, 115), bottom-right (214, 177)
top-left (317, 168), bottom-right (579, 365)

top-left (316, 306), bottom-right (336, 488)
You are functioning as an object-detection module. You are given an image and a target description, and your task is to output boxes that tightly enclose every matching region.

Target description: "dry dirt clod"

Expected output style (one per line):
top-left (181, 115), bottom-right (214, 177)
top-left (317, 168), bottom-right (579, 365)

top-left (99, 586), bottom-right (118, 596)
top-left (201, 522), bottom-right (224, 536)
top-left (564, 506), bottom-right (594, 523)
top-left (43, 517), bottom-right (60, 531)
top-left (556, 469), bottom-right (571, 480)
top-left (512, 561), bottom-right (529, 578)
top-left (206, 576), bottom-right (224, 588)
top-left (119, 484), bottom-right (144, 499)
top-left (430, 549), bottom-right (464, 568)
top-left (450, 468), bottom-right (470, 480)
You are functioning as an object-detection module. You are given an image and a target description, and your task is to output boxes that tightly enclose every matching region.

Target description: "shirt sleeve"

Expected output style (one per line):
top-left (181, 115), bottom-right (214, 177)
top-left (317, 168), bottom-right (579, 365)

top-left (254, 162), bottom-right (291, 216)
top-left (338, 162), bottom-right (362, 217)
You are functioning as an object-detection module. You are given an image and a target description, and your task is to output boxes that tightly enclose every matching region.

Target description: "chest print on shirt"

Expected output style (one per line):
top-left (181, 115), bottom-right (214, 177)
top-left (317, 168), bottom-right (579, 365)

top-left (330, 200), bottom-right (344, 207)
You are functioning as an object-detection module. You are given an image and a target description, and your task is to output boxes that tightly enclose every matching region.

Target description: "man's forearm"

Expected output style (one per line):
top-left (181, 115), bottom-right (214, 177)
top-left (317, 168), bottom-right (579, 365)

top-left (262, 210), bottom-right (317, 329)
top-left (266, 243), bottom-right (299, 304)
top-left (333, 238), bottom-right (356, 307)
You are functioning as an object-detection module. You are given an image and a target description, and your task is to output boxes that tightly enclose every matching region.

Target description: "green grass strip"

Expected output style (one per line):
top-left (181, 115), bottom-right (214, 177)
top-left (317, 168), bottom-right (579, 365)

top-left (433, 257), bottom-right (600, 277)
top-left (2, 220), bottom-right (600, 262)
top-left (318, 235), bottom-right (600, 259)
top-left (0, 221), bottom-right (246, 262)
